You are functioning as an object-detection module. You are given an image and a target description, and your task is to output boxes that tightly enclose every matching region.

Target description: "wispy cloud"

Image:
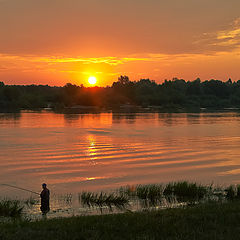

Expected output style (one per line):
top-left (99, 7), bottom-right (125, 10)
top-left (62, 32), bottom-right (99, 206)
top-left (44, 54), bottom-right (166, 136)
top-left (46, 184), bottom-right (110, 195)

top-left (0, 54), bottom-right (158, 66)
top-left (0, 51), bottom-right (227, 74)
top-left (195, 17), bottom-right (240, 53)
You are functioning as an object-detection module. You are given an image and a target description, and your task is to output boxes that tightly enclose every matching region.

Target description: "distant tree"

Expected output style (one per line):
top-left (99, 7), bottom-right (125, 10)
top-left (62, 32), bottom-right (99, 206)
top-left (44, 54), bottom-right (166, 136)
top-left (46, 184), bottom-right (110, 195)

top-left (202, 80), bottom-right (230, 98)
top-left (171, 78), bottom-right (187, 93)
top-left (117, 75), bottom-right (130, 85)
top-left (62, 83), bottom-right (81, 106)
top-left (186, 78), bottom-right (201, 95)
top-left (3, 87), bottom-right (20, 101)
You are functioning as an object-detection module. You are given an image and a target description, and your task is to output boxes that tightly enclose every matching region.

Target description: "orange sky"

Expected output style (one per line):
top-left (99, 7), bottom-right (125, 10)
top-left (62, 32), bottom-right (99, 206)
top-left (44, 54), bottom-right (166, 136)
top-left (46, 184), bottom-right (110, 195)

top-left (0, 0), bottom-right (240, 86)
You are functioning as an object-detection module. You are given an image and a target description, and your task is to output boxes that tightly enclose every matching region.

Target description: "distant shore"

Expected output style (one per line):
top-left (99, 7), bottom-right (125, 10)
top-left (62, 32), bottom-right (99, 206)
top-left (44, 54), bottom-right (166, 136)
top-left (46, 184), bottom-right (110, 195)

top-left (1, 78), bottom-right (240, 112)
top-left (1, 105), bottom-right (240, 115)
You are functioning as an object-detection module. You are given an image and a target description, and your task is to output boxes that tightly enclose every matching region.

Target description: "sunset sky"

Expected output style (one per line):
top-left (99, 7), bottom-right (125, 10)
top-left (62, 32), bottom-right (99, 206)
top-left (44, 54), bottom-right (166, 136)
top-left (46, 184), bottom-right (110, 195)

top-left (1, 0), bottom-right (240, 86)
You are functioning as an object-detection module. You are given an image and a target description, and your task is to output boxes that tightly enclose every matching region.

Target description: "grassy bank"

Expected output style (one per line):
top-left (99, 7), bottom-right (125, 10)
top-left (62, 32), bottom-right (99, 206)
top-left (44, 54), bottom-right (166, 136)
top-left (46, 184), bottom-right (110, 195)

top-left (1, 201), bottom-right (240, 240)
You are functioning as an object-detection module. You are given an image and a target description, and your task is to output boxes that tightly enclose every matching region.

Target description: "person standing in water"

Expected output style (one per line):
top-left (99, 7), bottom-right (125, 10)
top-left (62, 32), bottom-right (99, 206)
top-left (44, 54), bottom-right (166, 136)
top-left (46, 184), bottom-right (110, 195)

top-left (40, 183), bottom-right (50, 215)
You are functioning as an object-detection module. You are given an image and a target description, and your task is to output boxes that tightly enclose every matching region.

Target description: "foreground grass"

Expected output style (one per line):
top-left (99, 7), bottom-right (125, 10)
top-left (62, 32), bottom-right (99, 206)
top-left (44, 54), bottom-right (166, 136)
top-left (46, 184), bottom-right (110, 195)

top-left (1, 201), bottom-right (240, 240)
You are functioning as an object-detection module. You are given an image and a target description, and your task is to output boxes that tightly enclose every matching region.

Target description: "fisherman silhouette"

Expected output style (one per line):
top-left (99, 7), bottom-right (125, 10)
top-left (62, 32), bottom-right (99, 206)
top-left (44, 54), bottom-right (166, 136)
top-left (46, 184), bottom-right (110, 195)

top-left (40, 183), bottom-right (50, 215)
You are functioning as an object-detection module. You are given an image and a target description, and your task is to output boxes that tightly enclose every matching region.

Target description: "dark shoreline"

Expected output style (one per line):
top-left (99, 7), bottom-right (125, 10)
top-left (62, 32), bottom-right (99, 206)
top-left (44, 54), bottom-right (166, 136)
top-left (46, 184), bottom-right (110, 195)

top-left (1, 78), bottom-right (240, 113)
top-left (1, 106), bottom-right (240, 114)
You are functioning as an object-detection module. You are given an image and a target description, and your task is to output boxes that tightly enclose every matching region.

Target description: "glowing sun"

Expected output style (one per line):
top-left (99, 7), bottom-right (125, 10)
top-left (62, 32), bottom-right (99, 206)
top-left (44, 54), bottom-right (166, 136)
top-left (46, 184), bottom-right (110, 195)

top-left (88, 76), bottom-right (97, 85)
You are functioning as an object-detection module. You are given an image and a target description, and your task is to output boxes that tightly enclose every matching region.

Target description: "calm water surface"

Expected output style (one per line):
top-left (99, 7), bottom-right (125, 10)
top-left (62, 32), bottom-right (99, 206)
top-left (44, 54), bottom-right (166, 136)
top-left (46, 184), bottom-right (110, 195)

top-left (1, 110), bottom-right (240, 200)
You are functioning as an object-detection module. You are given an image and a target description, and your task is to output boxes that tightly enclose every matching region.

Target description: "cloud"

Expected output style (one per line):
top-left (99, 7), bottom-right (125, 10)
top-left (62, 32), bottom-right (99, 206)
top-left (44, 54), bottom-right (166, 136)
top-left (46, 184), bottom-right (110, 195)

top-left (0, 54), bottom-right (154, 66)
top-left (32, 55), bottom-right (175, 65)
top-left (0, 52), bottom-right (207, 68)
top-left (194, 17), bottom-right (240, 53)
top-left (0, 52), bottom-right (225, 72)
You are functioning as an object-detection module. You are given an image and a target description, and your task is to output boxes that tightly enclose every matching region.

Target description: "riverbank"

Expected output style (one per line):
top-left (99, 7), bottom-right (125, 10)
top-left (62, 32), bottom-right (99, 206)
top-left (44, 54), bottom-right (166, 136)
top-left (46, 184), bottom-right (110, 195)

top-left (1, 79), bottom-right (240, 112)
top-left (1, 201), bottom-right (240, 240)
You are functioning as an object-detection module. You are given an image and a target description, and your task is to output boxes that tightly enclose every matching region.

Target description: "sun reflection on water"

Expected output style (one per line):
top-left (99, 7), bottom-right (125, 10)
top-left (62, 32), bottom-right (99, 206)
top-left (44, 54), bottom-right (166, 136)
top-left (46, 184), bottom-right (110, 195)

top-left (87, 135), bottom-right (98, 165)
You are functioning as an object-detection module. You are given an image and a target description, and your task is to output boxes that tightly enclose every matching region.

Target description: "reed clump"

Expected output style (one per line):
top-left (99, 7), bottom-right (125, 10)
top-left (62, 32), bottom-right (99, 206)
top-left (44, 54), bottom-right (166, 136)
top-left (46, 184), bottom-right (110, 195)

top-left (24, 196), bottom-right (38, 207)
top-left (80, 192), bottom-right (129, 212)
top-left (119, 181), bottom-right (210, 208)
top-left (0, 199), bottom-right (23, 218)
top-left (225, 184), bottom-right (240, 201)
top-left (119, 185), bottom-right (136, 197)
top-left (135, 184), bottom-right (164, 207)
top-left (59, 193), bottom-right (73, 204)
top-left (163, 181), bottom-right (209, 203)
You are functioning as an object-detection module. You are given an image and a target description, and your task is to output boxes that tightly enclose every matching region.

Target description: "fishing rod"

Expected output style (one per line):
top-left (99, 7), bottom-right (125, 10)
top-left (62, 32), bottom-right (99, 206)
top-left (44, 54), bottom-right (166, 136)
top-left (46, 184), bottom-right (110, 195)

top-left (0, 183), bottom-right (39, 196)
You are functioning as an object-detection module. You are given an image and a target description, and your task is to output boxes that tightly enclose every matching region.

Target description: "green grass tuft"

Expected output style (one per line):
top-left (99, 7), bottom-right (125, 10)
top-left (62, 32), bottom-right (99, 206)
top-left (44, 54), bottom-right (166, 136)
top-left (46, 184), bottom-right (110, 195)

top-left (163, 181), bottom-right (208, 203)
top-left (0, 199), bottom-right (23, 218)
top-left (24, 197), bottom-right (38, 207)
top-left (80, 192), bottom-right (129, 212)
top-left (135, 184), bottom-right (164, 207)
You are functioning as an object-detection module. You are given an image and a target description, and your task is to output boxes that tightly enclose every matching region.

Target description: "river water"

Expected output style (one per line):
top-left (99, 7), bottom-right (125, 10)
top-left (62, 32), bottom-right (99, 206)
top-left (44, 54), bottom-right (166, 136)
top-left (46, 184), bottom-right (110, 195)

top-left (0, 110), bottom-right (240, 217)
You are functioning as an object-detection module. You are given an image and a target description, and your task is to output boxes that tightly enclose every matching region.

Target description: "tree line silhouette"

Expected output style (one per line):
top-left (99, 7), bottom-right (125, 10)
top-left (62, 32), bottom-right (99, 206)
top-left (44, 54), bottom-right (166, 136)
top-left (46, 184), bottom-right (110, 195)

top-left (1, 76), bottom-right (240, 111)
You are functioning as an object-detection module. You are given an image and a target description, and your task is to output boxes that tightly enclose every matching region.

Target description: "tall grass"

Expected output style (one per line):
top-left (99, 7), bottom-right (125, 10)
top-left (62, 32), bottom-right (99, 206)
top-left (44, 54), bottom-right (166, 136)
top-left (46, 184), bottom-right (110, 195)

top-left (56, 193), bottom-right (73, 205)
top-left (135, 184), bottom-right (164, 207)
top-left (0, 199), bottom-right (23, 218)
top-left (225, 184), bottom-right (240, 201)
top-left (24, 196), bottom-right (38, 207)
top-left (163, 181), bottom-right (209, 203)
top-left (119, 181), bottom-right (210, 208)
top-left (80, 192), bottom-right (129, 213)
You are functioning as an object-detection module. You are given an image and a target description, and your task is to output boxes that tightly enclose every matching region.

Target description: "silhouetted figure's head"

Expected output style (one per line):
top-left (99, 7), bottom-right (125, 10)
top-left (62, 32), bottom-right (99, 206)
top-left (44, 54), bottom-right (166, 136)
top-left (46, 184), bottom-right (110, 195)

top-left (42, 183), bottom-right (47, 189)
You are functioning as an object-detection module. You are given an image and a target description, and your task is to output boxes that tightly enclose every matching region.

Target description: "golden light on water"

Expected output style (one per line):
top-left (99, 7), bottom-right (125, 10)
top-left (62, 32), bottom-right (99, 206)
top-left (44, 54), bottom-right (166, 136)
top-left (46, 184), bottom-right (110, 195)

top-left (88, 76), bottom-right (97, 85)
top-left (87, 135), bottom-right (97, 165)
